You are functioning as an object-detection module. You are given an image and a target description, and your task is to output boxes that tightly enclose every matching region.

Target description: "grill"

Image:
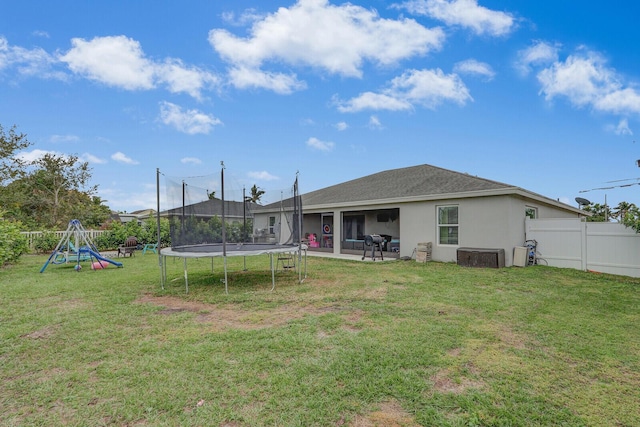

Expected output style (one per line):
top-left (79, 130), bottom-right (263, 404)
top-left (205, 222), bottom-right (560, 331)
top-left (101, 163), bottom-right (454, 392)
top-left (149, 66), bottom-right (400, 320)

top-left (362, 234), bottom-right (384, 261)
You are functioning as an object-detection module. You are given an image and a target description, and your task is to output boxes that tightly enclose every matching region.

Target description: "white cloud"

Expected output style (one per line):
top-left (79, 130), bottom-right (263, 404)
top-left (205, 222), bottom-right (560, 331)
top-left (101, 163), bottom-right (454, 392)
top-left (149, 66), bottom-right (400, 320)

top-left (60, 36), bottom-right (155, 90)
top-left (608, 118), bottom-right (633, 136)
top-left (228, 65), bottom-right (306, 94)
top-left (306, 137), bottom-right (335, 152)
top-left (536, 49), bottom-right (640, 116)
top-left (0, 36), bottom-right (65, 79)
top-left (59, 35), bottom-right (219, 98)
top-left (16, 149), bottom-right (99, 165)
top-left (15, 149), bottom-right (60, 163)
top-left (336, 92), bottom-right (413, 113)
top-left (248, 171), bottom-right (279, 181)
top-left (335, 121), bottom-right (348, 131)
top-left (111, 151), bottom-right (139, 165)
top-left (388, 68), bottom-right (471, 108)
top-left (50, 134), bottom-right (80, 143)
top-left (368, 115), bottom-right (383, 130)
top-left (515, 40), bottom-right (560, 75)
top-left (336, 68), bottom-right (471, 112)
top-left (157, 59), bottom-right (220, 100)
top-left (159, 101), bottom-right (223, 135)
top-left (594, 88), bottom-right (640, 116)
top-left (453, 59), bottom-right (495, 80)
top-left (221, 9), bottom-right (265, 26)
top-left (181, 157), bottom-right (202, 164)
top-left (80, 153), bottom-right (107, 164)
top-left (396, 0), bottom-right (515, 36)
top-left (209, 0), bottom-right (444, 93)
top-left (32, 30), bottom-right (50, 38)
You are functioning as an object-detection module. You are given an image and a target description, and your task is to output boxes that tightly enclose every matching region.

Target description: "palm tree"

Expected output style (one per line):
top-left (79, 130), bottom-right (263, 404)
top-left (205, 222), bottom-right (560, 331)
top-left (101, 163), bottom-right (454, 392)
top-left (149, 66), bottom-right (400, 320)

top-left (612, 201), bottom-right (636, 223)
top-left (248, 184), bottom-right (265, 204)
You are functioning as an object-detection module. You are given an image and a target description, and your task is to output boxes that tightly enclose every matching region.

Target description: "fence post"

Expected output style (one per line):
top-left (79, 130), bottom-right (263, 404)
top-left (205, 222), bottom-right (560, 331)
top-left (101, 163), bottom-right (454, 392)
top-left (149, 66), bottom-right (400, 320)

top-left (581, 220), bottom-right (587, 271)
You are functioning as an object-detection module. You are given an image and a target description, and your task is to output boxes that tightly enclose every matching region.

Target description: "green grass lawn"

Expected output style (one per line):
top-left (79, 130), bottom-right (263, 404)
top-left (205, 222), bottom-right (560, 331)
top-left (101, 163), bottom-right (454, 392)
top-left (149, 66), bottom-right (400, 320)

top-left (1, 253), bottom-right (639, 426)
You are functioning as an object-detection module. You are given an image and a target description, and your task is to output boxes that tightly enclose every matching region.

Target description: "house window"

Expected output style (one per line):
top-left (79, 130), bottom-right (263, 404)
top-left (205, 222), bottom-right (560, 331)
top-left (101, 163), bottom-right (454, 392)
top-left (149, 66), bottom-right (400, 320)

top-left (268, 216), bottom-right (276, 234)
top-left (525, 207), bottom-right (537, 219)
top-left (438, 205), bottom-right (459, 245)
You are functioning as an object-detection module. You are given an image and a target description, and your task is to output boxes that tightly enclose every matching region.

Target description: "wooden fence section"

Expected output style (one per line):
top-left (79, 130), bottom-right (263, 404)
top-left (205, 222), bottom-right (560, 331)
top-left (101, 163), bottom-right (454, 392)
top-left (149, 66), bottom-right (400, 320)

top-left (525, 218), bottom-right (640, 278)
top-left (21, 230), bottom-right (106, 251)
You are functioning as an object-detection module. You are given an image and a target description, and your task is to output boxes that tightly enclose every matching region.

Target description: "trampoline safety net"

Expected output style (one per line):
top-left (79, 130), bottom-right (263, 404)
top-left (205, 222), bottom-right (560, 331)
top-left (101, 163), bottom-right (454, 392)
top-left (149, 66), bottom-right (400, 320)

top-left (163, 168), bottom-right (302, 250)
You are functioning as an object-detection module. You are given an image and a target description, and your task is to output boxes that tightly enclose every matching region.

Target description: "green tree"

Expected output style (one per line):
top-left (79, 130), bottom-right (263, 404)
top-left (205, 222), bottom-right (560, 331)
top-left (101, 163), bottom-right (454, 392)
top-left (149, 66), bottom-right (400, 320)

top-left (28, 153), bottom-right (96, 227)
top-left (0, 176), bottom-right (36, 228)
top-left (611, 201), bottom-right (636, 223)
top-left (582, 203), bottom-right (610, 222)
top-left (622, 205), bottom-right (640, 233)
top-left (0, 152), bottom-right (110, 229)
top-left (0, 124), bottom-right (31, 185)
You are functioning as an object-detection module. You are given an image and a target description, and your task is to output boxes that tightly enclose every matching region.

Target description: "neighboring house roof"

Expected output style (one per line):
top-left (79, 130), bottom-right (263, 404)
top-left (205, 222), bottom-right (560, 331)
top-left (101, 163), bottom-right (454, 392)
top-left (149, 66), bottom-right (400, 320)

top-left (130, 208), bottom-right (156, 218)
top-left (256, 164), bottom-right (583, 215)
top-left (163, 198), bottom-right (257, 219)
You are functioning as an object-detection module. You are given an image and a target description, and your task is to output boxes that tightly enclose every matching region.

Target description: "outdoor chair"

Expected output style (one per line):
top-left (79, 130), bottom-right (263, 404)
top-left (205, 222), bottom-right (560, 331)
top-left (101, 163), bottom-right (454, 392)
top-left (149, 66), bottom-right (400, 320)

top-left (117, 236), bottom-right (138, 257)
top-left (142, 243), bottom-right (158, 254)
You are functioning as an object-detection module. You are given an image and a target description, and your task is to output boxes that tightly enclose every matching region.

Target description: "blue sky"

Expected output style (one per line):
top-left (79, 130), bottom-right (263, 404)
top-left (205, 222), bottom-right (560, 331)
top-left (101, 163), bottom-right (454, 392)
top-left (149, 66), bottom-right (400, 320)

top-left (2, 0), bottom-right (640, 212)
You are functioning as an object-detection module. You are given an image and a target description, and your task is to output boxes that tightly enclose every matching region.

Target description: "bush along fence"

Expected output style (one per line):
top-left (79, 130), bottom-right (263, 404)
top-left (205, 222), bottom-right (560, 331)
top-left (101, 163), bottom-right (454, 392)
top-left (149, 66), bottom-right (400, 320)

top-left (21, 230), bottom-right (107, 253)
top-left (21, 218), bottom-right (172, 254)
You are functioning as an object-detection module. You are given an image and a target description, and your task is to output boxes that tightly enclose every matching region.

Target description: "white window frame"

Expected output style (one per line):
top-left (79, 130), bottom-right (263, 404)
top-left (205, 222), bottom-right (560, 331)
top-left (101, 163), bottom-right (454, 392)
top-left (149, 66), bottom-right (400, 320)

top-left (268, 216), bottom-right (276, 234)
top-left (437, 205), bottom-right (459, 246)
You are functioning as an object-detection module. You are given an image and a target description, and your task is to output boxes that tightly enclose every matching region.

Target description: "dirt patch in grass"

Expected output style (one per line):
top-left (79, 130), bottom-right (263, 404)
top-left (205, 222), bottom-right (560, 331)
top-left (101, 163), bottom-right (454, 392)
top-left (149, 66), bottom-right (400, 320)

top-left (21, 325), bottom-right (58, 339)
top-left (348, 399), bottom-right (420, 427)
top-left (431, 368), bottom-right (484, 394)
top-left (496, 325), bottom-right (528, 350)
top-left (136, 294), bottom-right (365, 331)
top-left (36, 295), bottom-right (87, 308)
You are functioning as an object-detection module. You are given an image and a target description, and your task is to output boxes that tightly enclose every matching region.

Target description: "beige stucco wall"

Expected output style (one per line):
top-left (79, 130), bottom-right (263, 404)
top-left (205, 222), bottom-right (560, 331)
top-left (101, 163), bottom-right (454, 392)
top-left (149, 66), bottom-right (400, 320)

top-left (257, 193), bottom-right (581, 266)
top-left (401, 195), bottom-right (580, 266)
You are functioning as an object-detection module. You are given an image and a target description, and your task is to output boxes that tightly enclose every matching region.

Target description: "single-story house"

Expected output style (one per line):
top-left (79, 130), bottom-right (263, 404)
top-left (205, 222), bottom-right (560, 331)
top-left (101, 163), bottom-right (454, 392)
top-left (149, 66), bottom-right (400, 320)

top-left (252, 164), bottom-right (586, 266)
top-left (111, 209), bottom-right (157, 225)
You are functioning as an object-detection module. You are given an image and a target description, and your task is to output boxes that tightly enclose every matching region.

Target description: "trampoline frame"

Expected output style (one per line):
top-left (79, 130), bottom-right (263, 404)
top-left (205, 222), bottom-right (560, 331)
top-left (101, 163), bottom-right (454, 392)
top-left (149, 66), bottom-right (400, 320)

top-left (160, 243), bottom-right (307, 293)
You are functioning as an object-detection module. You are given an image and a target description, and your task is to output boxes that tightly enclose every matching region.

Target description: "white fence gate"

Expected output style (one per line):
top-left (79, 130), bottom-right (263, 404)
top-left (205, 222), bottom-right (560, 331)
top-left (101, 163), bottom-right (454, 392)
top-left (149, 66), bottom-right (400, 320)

top-left (525, 218), bottom-right (640, 278)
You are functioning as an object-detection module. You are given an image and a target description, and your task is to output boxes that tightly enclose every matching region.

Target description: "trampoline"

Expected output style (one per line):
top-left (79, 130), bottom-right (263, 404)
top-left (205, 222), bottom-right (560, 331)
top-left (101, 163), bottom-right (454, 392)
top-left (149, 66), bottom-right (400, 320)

top-left (160, 243), bottom-right (306, 293)
top-left (156, 163), bottom-right (306, 293)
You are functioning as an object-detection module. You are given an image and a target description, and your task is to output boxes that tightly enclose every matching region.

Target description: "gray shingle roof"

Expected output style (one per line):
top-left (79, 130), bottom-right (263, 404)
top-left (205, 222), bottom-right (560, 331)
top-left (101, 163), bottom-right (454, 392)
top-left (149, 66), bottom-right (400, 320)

top-left (164, 198), bottom-right (257, 218)
top-left (299, 164), bottom-right (513, 206)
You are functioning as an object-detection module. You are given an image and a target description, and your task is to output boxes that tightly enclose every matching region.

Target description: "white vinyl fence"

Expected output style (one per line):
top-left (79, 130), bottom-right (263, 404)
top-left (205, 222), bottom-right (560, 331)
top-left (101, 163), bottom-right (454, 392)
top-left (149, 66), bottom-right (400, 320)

top-left (525, 218), bottom-right (640, 278)
top-left (21, 230), bottom-right (106, 251)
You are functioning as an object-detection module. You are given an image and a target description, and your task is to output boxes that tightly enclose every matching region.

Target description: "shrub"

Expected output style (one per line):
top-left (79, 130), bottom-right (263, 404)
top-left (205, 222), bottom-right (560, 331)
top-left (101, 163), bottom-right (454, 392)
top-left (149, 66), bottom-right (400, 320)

top-left (0, 215), bottom-right (28, 266)
top-left (32, 231), bottom-right (59, 254)
top-left (93, 218), bottom-right (171, 251)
